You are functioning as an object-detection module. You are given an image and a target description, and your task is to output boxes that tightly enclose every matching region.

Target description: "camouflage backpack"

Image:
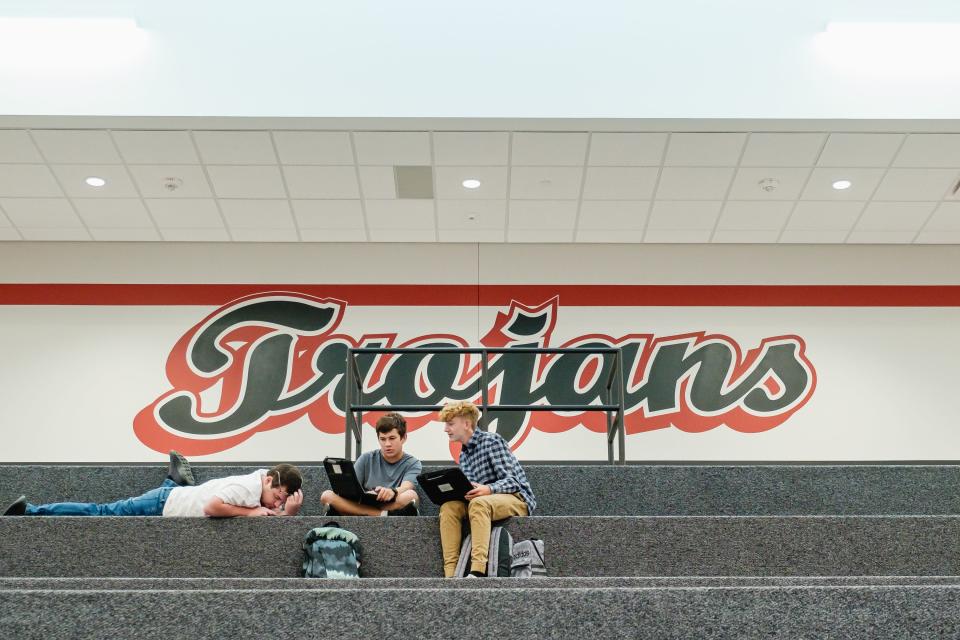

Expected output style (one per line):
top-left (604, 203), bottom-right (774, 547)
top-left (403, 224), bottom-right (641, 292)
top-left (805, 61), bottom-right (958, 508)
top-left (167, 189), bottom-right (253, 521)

top-left (302, 522), bottom-right (362, 579)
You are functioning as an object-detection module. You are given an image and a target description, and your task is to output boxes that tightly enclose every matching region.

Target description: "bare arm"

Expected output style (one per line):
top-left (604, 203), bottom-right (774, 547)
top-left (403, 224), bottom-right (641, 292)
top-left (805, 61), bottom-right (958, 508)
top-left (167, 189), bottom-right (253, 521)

top-left (203, 497), bottom-right (276, 518)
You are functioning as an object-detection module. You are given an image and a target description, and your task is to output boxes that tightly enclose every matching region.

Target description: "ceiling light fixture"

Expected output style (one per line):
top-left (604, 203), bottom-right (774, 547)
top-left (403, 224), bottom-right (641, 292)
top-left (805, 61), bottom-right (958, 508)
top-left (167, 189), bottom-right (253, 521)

top-left (832, 179), bottom-right (852, 190)
top-left (85, 176), bottom-right (106, 187)
top-left (462, 179), bottom-right (481, 189)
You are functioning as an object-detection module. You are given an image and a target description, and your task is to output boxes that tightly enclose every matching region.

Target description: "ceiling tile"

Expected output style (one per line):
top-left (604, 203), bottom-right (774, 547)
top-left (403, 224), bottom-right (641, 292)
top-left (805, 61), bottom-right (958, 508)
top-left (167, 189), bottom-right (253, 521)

top-left (437, 200), bottom-right (506, 229)
top-left (873, 169), bottom-right (958, 201)
top-left (0, 131), bottom-right (42, 162)
top-left (717, 201), bottom-right (793, 230)
top-left (727, 168), bottom-right (809, 200)
top-left (435, 166), bottom-right (507, 199)
top-left (207, 165), bottom-right (286, 198)
top-left (160, 228), bottom-right (231, 241)
top-left (72, 199), bottom-right (153, 228)
top-left (740, 133), bottom-right (825, 167)
top-left (31, 130), bottom-right (121, 164)
top-left (577, 200), bottom-right (648, 230)
top-left (219, 199), bottom-right (295, 229)
top-left (801, 168), bottom-right (884, 200)
top-left (914, 230), bottom-right (960, 244)
top-left (300, 228), bottom-right (367, 242)
top-left (1, 198), bottom-right (81, 228)
top-left (0, 228), bottom-right (22, 240)
top-left (231, 228), bottom-right (300, 242)
top-left (354, 132), bottom-right (431, 165)
top-left (655, 167), bottom-right (734, 200)
top-left (923, 203), bottom-right (960, 231)
top-left (663, 133), bottom-right (746, 166)
top-left (508, 228), bottom-right (574, 242)
top-left (582, 167), bottom-right (658, 200)
top-left (0, 165), bottom-right (62, 197)
top-left (433, 132), bottom-right (509, 165)
top-left (111, 131), bottom-right (200, 164)
top-left (291, 200), bottom-right (364, 229)
top-left (145, 199), bottom-right (224, 229)
top-left (129, 165), bottom-right (213, 198)
top-left (786, 201), bottom-right (864, 230)
top-left (272, 131), bottom-right (354, 165)
top-left (358, 166), bottom-right (396, 199)
top-left (511, 133), bottom-right (588, 166)
top-left (509, 200), bottom-right (578, 229)
top-left (647, 201), bottom-right (722, 229)
top-left (779, 229), bottom-right (847, 243)
top-left (847, 230), bottom-right (918, 244)
top-left (855, 202), bottom-right (936, 232)
top-left (369, 228), bottom-right (436, 242)
top-left (893, 134), bottom-right (960, 168)
top-left (365, 200), bottom-right (435, 230)
top-left (89, 228), bottom-right (161, 241)
top-left (576, 228), bottom-right (646, 243)
top-left (440, 228), bottom-right (504, 242)
top-left (587, 133), bottom-right (667, 166)
top-left (52, 165), bottom-right (138, 198)
top-left (644, 228), bottom-right (712, 243)
top-left (510, 167), bottom-right (583, 199)
top-left (818, 133), bottom-right (904, 167)
top-left (711, 229), bottom-right (781, 243)
top-left (193, 131), bottom-right (277, 165)
top-left (19, 227), bottom-right (91, 240)
top-left (283, 166), bottom-right (359, 199)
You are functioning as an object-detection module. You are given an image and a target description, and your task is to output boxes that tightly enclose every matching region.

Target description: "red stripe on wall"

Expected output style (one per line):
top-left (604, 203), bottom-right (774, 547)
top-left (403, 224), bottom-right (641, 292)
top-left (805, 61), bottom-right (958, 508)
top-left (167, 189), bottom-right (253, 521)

top-left (2, 283), bottom-right (960, 306)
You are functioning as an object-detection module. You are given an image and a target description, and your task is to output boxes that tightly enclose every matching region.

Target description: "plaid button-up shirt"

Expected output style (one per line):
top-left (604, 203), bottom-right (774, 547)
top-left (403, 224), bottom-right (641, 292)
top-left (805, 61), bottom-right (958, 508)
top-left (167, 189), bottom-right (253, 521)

top-left (458, 429), bottom-right (537, 513)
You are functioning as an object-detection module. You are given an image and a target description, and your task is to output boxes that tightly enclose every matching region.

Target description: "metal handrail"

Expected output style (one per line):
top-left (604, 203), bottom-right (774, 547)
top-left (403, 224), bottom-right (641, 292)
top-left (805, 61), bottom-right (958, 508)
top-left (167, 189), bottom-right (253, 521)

top-left (344, 346), bottom-right (627, 464)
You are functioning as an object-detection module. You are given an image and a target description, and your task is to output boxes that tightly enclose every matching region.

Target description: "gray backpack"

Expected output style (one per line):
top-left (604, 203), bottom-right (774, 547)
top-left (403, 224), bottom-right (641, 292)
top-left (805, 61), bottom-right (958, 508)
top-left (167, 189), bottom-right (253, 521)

top-left (453, 525), bottom-right (513, 577)
top-left (510, 538), bottom-right (546, 577)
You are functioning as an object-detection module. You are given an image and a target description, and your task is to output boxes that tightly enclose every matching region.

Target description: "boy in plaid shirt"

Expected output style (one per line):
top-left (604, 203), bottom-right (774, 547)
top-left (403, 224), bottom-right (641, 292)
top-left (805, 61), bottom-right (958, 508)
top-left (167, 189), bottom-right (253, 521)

top-left (438, 400), bottom-right (536, 577)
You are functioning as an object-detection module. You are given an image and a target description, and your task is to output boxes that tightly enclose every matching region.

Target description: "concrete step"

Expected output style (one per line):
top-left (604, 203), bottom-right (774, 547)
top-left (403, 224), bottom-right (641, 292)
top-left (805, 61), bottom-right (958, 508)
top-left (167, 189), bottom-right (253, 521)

top-left (3, 585), bottom-right (960, 639)
top-left (2, 515), bottom-right (958, 578)
top-left (5, 575), bottom-right (960, 590)
top-left (3, 463), bottom-right (959, 517)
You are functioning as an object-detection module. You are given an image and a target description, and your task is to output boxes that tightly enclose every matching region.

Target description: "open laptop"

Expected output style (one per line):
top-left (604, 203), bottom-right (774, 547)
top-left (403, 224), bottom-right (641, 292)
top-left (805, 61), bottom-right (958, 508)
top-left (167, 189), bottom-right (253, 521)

top-left (323, 457), bottom-right (392, 506)
top-left (416, 467), bottom-right (474, 505)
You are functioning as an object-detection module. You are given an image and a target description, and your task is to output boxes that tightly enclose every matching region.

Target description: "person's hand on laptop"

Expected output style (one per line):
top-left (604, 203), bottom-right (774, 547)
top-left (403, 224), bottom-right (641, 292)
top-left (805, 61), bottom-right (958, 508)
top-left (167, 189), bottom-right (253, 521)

top-left (373, 486), bottom-right (397, 502)
top-left (465, 483), bottom-right (492, 500)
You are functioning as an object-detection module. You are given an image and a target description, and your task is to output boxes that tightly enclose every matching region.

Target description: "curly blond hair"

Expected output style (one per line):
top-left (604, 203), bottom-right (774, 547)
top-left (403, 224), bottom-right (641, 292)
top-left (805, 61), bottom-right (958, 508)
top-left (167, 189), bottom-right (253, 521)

top-left (438, 400), bottom-right (481, 428)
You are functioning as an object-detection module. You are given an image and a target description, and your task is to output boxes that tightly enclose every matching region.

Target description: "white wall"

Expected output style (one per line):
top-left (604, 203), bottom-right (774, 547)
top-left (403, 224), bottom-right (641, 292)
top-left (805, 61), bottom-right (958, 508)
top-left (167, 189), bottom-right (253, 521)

top-left (2, 241), bottom-right (959, 462)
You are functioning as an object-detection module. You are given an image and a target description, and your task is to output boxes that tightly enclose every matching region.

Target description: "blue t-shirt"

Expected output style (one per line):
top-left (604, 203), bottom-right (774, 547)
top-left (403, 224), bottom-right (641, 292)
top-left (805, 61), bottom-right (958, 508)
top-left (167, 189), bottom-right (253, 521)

top-left (354, 450), bottom-right (422, 490)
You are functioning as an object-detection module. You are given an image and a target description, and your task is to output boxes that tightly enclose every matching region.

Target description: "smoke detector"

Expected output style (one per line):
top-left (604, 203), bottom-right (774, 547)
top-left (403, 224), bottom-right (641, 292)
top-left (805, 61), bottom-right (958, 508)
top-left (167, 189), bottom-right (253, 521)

top-left (162, 177), bottom-right (183, 192)
top-left (757, 178), bottom-right (780, 193)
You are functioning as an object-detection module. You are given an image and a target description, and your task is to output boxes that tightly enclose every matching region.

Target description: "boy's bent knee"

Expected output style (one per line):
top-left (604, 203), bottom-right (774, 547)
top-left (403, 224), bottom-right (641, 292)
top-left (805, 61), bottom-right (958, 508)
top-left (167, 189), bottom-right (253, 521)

top-left (320, 490), bottom-right (336, 505)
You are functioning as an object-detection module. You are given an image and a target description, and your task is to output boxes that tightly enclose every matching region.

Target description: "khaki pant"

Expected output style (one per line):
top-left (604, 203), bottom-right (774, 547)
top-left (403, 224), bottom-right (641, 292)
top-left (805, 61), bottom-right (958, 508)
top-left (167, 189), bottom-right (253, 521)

top-left (439, 493), bottom-right (528, 577)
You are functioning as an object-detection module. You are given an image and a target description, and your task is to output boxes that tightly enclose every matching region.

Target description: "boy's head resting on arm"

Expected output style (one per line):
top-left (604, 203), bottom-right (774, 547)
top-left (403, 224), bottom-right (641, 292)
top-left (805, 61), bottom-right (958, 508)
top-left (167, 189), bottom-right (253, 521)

top-left (439, 401), bottom-right (481, 444)
top-left (261, 463), bottom-right (303, 510)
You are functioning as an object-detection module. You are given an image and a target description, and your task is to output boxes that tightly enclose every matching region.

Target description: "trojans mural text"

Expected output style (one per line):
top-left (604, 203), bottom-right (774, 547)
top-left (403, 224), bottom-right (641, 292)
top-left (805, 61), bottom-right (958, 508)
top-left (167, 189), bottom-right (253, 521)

top-left (134, 293), bottom-right (817, 456)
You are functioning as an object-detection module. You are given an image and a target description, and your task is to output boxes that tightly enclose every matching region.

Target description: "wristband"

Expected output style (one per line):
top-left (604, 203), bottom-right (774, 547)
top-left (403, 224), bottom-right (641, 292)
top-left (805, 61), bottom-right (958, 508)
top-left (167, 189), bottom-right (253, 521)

top-left (392, 488), bottom-right (399, 501)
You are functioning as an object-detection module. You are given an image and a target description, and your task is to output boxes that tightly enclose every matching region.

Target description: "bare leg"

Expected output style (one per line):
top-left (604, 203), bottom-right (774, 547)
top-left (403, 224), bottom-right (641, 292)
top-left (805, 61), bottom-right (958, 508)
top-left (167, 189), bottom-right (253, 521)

top-left (320, 489), bottom-right (417, 516)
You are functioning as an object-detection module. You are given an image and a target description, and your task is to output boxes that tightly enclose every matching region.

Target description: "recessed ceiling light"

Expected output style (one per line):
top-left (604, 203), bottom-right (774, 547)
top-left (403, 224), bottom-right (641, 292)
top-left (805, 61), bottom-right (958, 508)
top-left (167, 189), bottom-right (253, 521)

top-left (85, 176), bottom-right (106, 187)
top-left (462, 179), bottom-right (481, 189)
top-left (832, 179), bottom-right (852, 190)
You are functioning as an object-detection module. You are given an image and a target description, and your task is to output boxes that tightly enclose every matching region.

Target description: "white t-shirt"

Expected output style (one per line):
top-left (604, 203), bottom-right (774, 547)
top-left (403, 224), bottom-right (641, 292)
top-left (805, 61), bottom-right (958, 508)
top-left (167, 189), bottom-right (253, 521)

top-left (162, 469), bottom-right (266, 517)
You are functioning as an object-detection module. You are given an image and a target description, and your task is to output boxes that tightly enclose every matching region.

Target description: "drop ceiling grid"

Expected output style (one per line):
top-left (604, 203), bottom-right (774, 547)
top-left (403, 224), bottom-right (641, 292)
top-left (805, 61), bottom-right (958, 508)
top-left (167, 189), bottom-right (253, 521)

top-left (0, 128), bottom-right (958, 243)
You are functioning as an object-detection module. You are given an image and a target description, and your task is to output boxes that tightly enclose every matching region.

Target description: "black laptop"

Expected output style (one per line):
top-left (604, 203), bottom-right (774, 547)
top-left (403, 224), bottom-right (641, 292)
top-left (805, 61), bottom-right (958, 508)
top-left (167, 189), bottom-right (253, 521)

top-left (416, 467), bottom-right (474, 505)
top-left (323, 457), bottom-right (392, 506)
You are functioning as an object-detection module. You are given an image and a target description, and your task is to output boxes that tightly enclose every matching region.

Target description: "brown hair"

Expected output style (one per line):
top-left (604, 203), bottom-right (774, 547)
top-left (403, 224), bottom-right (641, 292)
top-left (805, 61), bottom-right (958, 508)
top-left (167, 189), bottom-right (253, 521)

top-left (267, 463), bottom-right (303, 493)
top-left (376, 412), bottom-right (407, 438)
top-left (438, 401), bottom-right (481, 428)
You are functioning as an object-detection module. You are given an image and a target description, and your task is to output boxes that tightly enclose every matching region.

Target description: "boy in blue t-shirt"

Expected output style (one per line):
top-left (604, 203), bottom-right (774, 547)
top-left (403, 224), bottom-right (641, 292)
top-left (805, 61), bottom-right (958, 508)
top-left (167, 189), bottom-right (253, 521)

top-left (321, 412), bottom-right (422, 516)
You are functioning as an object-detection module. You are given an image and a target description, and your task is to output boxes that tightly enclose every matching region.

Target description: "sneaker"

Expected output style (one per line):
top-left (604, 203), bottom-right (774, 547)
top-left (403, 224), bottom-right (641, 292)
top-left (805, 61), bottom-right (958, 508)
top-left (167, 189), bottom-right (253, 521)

top-left (3, 495), bottom-right (26, 516)
top-left (167, 450), bottom-right (195, 486)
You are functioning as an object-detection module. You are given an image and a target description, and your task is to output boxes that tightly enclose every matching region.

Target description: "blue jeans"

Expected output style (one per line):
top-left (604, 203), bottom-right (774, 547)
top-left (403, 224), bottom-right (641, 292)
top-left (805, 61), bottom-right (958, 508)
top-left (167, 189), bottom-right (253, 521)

top-left (25, 478), bottom-right (176, 516)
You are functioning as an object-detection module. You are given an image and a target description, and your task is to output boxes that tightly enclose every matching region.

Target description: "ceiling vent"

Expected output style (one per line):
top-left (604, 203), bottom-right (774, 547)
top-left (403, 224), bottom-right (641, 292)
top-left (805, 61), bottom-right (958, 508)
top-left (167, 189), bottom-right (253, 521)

top-left (394, 166), bottom-right (434, 199)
